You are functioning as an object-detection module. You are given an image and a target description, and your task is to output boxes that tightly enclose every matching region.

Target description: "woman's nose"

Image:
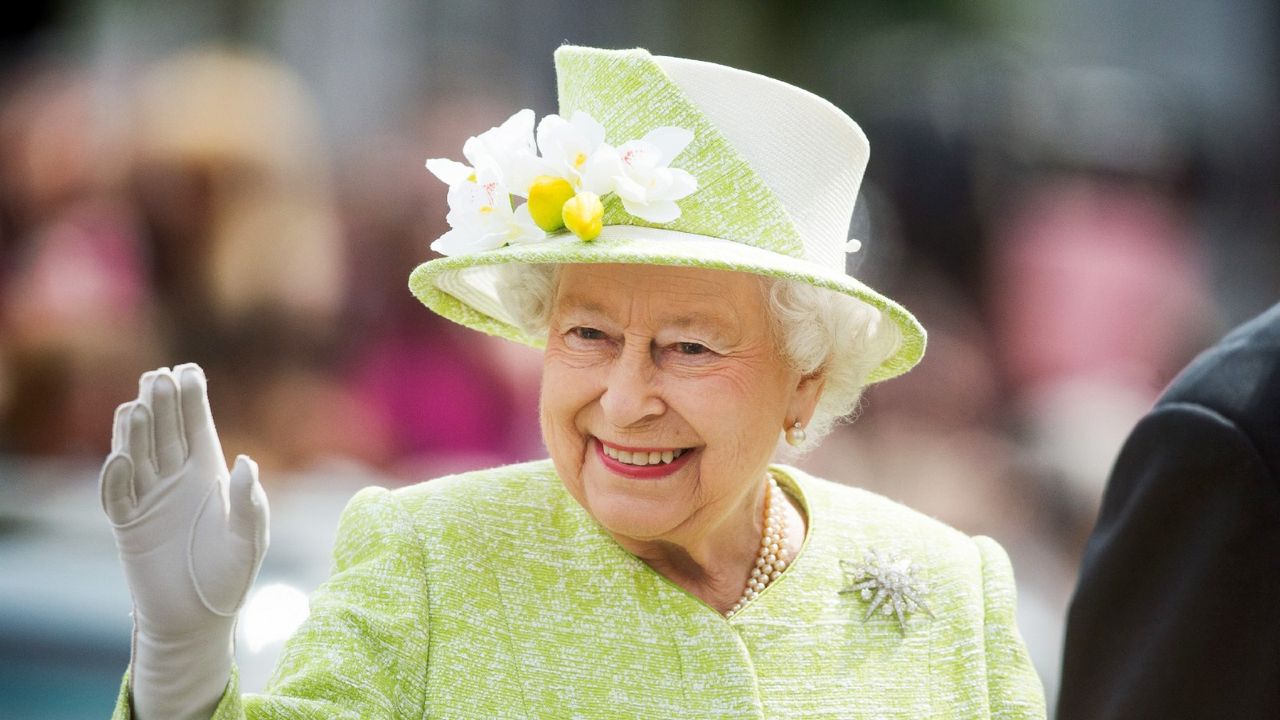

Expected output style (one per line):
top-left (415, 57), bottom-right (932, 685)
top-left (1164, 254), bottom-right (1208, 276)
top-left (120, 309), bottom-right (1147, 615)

top-left (599, 342), bottom-right (666, 428)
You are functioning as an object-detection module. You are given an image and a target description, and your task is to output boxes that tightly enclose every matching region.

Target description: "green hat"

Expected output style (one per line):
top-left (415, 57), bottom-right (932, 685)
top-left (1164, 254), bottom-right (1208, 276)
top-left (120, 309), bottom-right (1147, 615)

top-left (409, 46), bottom-right (925, 383)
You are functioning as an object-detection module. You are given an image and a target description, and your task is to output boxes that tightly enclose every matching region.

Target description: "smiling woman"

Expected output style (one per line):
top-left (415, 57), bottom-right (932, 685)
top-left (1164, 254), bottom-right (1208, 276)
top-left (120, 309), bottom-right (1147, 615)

top-left (540, 265), bottom-right (816, 612)
top-left (102, 46), bottom-right (1046, 719)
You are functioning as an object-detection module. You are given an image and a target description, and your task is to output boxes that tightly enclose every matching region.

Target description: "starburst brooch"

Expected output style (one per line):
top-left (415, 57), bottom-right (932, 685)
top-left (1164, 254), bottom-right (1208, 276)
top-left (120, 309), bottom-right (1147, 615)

top-left (839, 548), bottom-right (933, 631)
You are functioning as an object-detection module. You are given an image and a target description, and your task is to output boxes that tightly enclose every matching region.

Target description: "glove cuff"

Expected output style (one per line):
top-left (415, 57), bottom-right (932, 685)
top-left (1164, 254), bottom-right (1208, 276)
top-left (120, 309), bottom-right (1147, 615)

top-left (130, 617), bottom-right (235, 720)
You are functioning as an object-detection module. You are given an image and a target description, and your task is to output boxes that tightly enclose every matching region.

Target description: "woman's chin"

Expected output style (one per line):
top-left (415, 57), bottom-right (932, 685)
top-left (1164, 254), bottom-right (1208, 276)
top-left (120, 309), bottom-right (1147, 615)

top-left (580, 488), bottom-right (686, 542)
top-left (560, 442), bottom-right (701, 542)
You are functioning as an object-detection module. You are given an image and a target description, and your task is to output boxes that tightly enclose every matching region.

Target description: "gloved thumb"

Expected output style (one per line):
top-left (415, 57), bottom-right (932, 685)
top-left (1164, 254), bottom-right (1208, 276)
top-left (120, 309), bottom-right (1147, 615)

top-left (228, 455), bottom-right (269, 553)
top-left (100, 454), bottom-right (136, 525)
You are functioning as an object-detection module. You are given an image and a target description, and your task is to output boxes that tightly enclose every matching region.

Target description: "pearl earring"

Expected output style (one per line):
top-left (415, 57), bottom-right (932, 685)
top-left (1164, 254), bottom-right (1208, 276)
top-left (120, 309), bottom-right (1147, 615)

top-left (785, 421), bottom-right (806, 447)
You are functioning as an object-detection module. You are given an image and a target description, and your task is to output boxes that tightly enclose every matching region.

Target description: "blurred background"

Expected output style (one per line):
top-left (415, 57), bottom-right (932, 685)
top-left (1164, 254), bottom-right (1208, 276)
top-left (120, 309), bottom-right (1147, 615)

top-left (0, 0), bottom-right (1276, 717)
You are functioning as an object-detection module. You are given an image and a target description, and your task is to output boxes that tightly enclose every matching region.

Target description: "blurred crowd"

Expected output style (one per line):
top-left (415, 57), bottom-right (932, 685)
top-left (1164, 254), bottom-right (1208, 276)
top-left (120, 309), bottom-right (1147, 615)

top-left (1, 0), bottom-right (1277, 711)
top-left (0, 46), bottom-right (546, 478)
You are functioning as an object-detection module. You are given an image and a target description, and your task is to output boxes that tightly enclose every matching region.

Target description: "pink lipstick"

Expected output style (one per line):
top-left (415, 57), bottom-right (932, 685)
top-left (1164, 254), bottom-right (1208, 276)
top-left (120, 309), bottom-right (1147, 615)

top-left (594, 438), bottom-right (695, 479)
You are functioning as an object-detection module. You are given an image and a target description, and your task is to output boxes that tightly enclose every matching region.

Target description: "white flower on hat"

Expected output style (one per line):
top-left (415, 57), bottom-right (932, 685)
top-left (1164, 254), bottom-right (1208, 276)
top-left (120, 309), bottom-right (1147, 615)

top-left (430, 169), bottom-right (544, 256)
top-left (505, 111), bottom-right (613, 197)
top-left (425, 109), bottom-right (537, 189)
top-left (513, 111), bottom-right (617, 235)
top-left (425, 108), bottom-right (699, 252)
top-left (590, 127), bottom-right (698, 224)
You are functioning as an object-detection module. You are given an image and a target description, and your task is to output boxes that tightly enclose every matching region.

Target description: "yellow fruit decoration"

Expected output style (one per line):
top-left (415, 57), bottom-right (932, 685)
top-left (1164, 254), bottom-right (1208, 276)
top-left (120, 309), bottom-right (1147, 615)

top-left (562, 191), bottom-right (604, 241)
top-left (526, 175), bottom-right (576, 231)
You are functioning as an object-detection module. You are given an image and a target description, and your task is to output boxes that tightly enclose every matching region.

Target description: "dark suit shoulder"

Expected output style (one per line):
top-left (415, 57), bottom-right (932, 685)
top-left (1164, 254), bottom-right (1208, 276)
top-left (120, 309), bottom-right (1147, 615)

top-left (1159, 302), bottom-right (1280, 479)
top-left (1061, 399), bottom-right (1280, 719)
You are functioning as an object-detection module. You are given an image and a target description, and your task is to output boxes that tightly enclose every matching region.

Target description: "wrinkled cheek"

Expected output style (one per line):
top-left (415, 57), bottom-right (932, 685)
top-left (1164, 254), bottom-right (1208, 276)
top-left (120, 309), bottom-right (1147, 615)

top-left (537, 380), bottom-right (562, 457)
top-left (536, 379), bottom-right (552, 446)
top-left (538, 372), bottom-right (587, 482)
top-left (699, 403), bottom-right (778, 478)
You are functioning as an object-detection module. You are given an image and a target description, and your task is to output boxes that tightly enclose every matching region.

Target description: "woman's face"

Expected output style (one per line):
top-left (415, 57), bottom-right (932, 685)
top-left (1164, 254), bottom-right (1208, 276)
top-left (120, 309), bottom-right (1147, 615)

top-left (541, 264), bottom-right (820, 544)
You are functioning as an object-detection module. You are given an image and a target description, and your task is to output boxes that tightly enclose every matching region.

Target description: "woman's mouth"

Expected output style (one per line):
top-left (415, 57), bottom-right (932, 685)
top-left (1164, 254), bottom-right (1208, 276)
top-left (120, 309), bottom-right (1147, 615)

top-left (594, 438), bottom-right (695, 478)
top-left (600, 444), bottom-right (687, 466)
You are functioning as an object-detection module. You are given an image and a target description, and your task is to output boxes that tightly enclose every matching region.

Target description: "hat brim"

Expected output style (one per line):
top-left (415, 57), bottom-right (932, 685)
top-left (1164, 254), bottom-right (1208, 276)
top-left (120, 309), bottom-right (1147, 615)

top-left (408, 226), bottom-right (925, 384)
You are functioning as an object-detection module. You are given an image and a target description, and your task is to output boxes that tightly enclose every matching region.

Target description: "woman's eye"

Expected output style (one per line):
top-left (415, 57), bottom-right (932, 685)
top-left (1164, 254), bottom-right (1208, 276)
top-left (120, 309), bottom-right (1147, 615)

top-left (572, 327), bottom-right (605, 341)
top-left (676, 341), bottom-right (708, 355)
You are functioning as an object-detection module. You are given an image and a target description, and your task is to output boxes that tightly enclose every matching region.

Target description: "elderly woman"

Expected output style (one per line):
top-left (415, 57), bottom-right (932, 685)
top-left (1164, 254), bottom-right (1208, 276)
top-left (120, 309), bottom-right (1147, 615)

top-left (104, 47), bottom-right (1045, 718)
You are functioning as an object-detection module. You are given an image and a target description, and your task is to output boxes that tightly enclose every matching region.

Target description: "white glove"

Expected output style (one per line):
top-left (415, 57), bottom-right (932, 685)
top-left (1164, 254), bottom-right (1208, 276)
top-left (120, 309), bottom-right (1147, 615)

top-left (101, 364), bottom-right (269, 720)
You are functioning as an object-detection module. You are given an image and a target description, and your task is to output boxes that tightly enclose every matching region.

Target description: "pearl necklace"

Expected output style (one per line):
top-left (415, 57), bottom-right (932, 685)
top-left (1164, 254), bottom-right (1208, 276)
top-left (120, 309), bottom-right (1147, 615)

top-left (727, 475), bottom-right (789, 617)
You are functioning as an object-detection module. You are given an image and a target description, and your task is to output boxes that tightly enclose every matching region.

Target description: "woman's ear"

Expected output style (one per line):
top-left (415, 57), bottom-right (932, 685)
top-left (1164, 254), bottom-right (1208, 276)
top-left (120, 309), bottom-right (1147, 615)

top-left (788, 370), bottom-right (826, 428)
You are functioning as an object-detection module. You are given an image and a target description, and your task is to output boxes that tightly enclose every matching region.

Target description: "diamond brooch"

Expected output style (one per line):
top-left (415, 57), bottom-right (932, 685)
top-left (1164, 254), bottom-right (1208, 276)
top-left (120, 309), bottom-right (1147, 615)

top-left (840, 547), bottom-right (933, 631)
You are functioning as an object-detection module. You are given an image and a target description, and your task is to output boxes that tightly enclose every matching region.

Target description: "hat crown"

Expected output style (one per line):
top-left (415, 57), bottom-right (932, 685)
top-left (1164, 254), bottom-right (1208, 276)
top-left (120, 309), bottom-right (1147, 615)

top-left (555, 46), bottom-right (868, 271)
top-left (409, 46), bottom-right (926, 387)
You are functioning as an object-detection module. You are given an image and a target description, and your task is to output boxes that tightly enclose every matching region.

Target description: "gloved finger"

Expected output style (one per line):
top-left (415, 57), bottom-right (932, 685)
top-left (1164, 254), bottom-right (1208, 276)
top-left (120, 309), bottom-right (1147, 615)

top-left (112, 401), bottom-right (132, 454)
top-left (99, 452), bottom-right (136, 525)
top-left (137, 368), bottom-right (163, 403)
top-left (228, 455), bottom-right (269, 553)
top-left (175, 363), bottom-right (220, 458)
top-left (147, 370), bottom-right (186, 475)
top-left (128, 403), bottom-right (160, 498)
top-left (136, 369), bottom-right (163, 468)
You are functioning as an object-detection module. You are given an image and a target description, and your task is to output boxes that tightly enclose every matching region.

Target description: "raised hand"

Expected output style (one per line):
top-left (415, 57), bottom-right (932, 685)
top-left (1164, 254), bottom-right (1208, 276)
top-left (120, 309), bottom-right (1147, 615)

top-left (101, 363), bottom-right (269, 720)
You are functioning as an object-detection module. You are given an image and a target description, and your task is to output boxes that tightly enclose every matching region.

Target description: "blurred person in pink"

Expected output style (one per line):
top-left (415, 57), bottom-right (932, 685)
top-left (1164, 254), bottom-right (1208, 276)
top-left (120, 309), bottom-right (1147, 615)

top-left (124, 47), bottom-right (384, 473)
top-left (987, 68), bottom-right (1216, 529)
top-left (337, 92), bottom-right (543, 476)
top-left (0, 59), bottom-right (161, 454)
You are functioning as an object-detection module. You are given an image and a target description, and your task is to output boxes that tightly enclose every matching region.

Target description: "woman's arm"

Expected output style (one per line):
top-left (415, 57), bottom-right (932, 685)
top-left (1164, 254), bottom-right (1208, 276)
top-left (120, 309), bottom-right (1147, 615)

top-left (103, 365), bottom-right (268, 720)
top-left (974, 536), bottom-right (1046, 720)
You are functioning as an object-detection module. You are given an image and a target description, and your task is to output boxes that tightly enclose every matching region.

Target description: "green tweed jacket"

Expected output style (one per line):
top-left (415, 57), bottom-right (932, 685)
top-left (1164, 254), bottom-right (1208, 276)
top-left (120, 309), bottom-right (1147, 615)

top-left (113, 459), bottom-right (1045, 719)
